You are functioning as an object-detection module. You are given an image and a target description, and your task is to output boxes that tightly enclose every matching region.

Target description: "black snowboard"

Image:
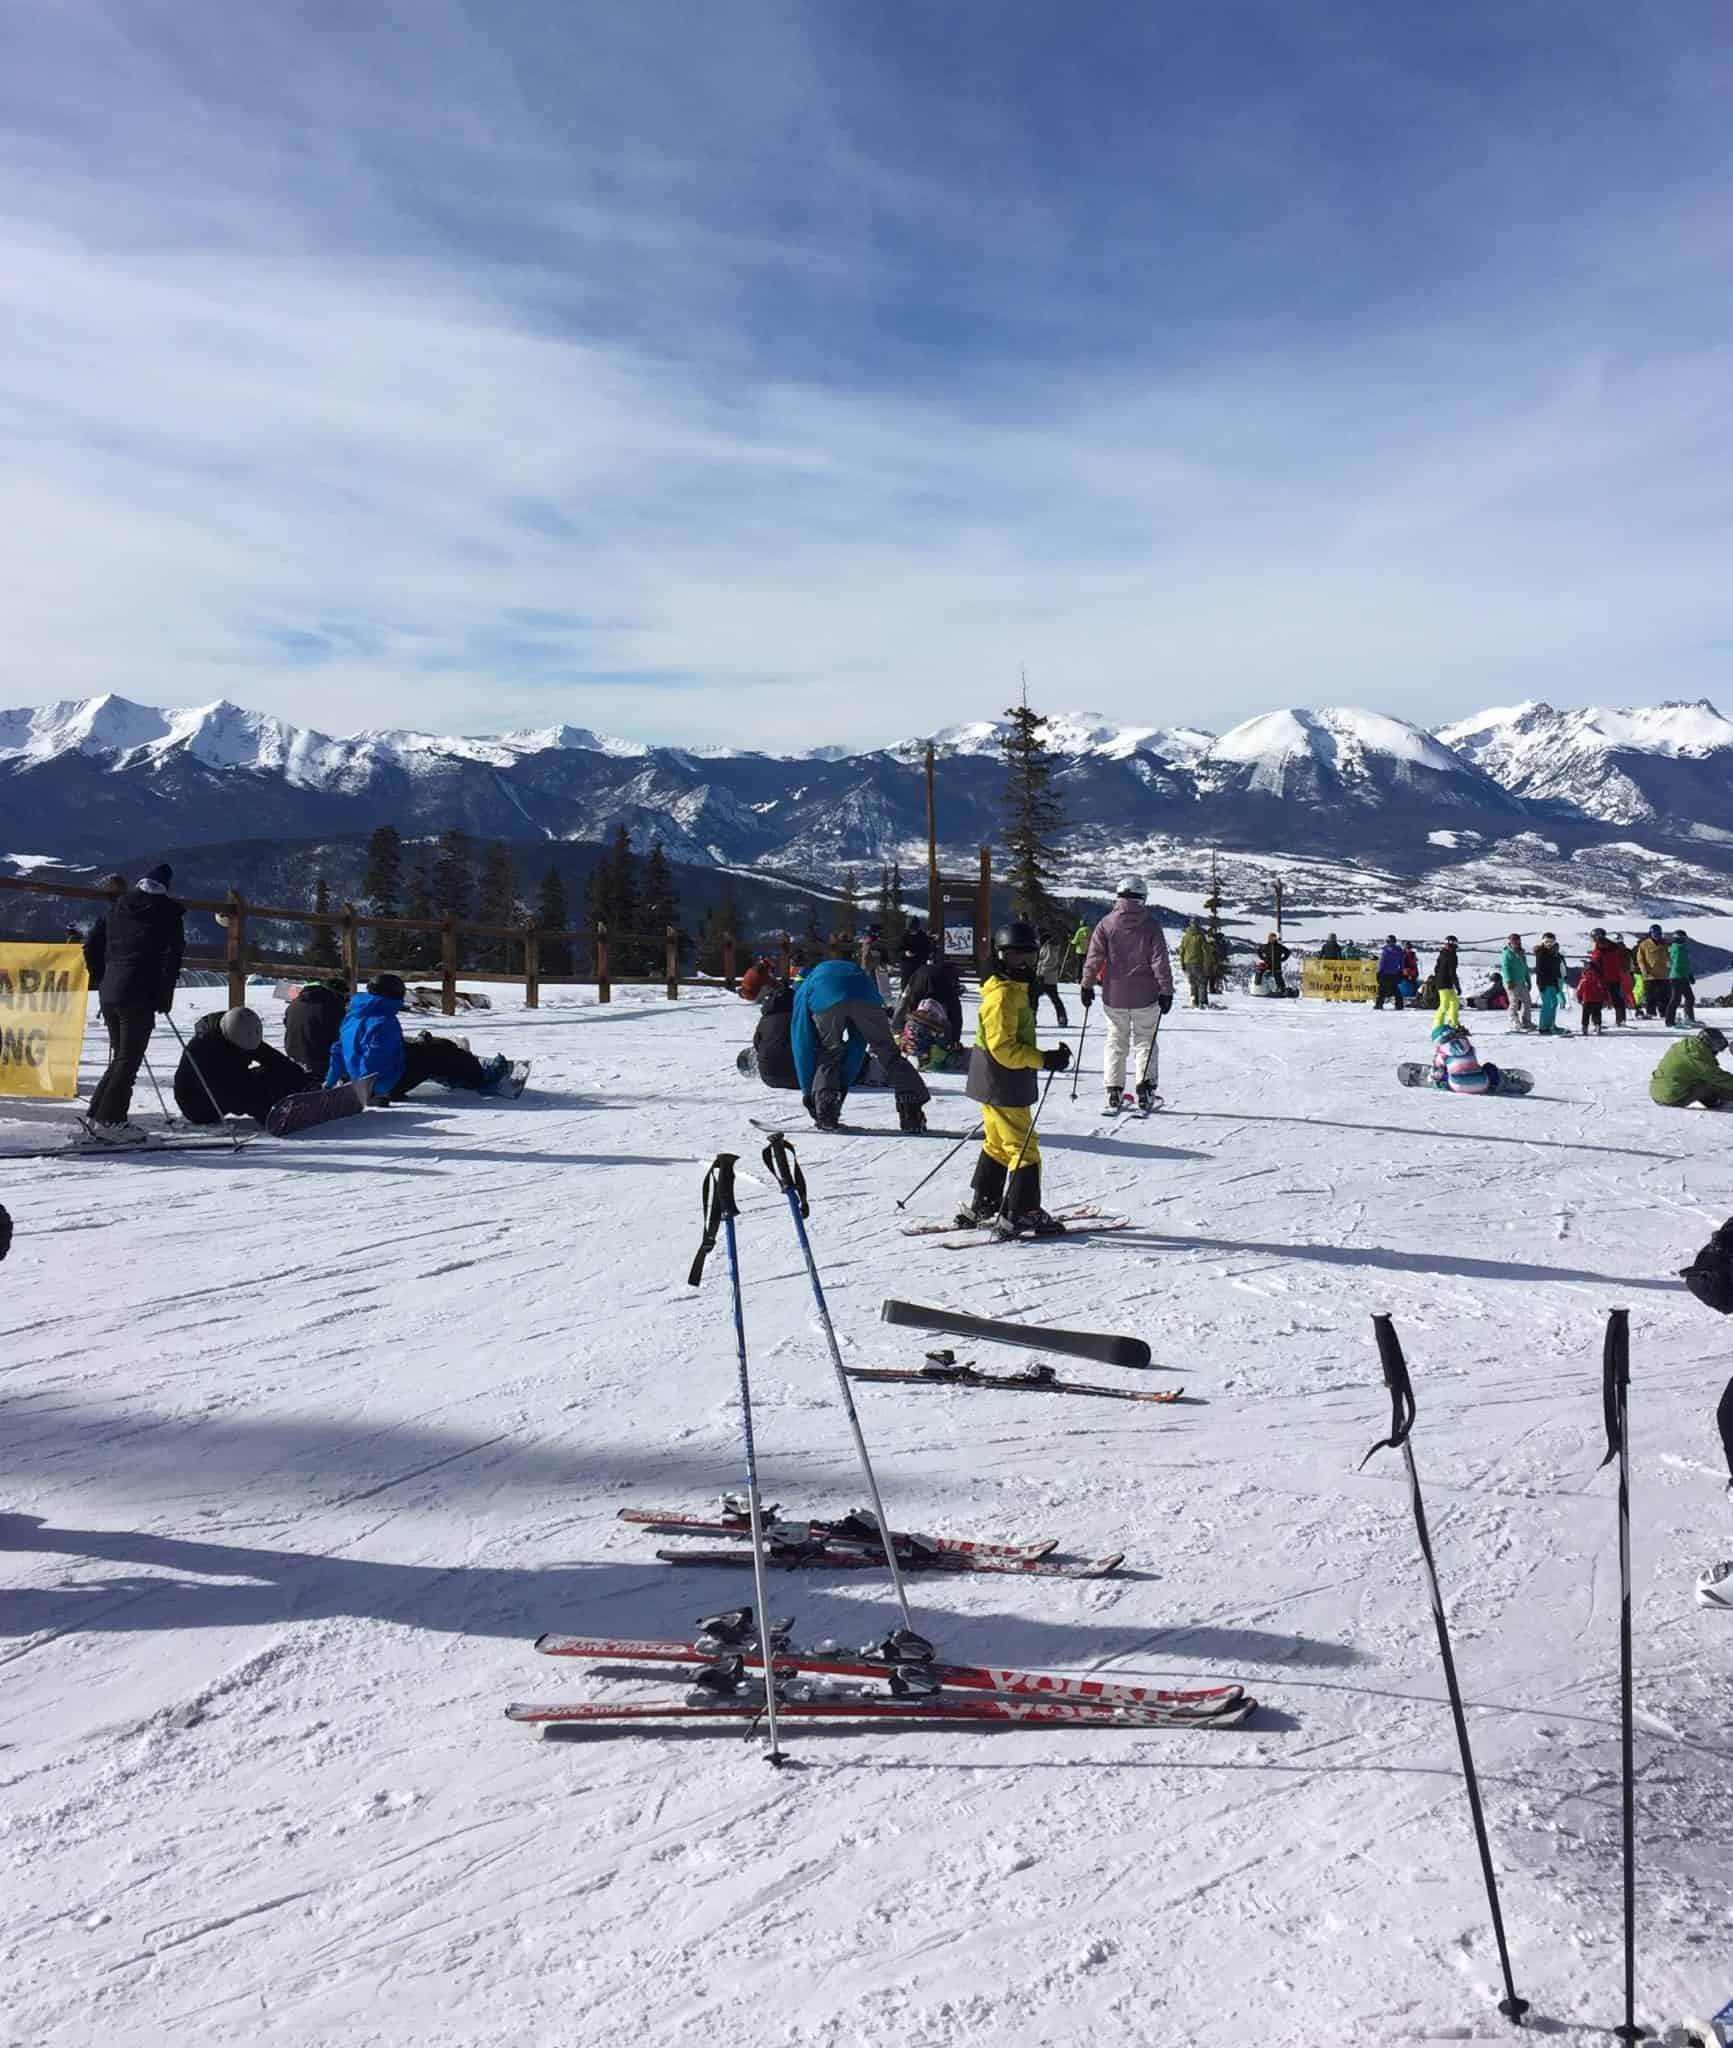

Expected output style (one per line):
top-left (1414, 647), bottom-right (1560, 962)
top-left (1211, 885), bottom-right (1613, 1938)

top-left (880, 1298), bottom-right (1151, 1369)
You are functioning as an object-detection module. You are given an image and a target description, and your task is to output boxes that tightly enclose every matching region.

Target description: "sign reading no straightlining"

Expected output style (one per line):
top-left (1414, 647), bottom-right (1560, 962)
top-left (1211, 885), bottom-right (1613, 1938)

top-left (0, 945), bottom-right (90, 1099)
top-left (1300, 958), bottom-right (1379, 1002)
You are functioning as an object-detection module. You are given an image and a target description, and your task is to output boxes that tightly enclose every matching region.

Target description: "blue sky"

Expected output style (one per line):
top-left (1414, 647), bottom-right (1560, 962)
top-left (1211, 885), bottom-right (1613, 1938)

top-left (1, 0), bottom-right (1730, 751)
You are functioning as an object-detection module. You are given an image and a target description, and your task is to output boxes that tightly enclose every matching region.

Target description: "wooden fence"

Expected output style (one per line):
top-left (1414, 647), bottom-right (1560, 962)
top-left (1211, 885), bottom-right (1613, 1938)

top-left (0, 874), bottom-right (765, 1017)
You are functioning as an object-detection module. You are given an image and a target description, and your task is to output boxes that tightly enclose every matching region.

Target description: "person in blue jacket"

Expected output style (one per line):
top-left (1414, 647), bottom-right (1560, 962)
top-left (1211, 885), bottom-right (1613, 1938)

top-left (326, 974), bottom-right (515, 1102)
top-left (792, 943), bottom-right (931, 1132)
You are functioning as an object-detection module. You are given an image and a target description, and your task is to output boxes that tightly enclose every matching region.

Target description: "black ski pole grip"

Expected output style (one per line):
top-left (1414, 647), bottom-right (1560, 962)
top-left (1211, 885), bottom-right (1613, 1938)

top-left (759, 1131), bottom-right (809, 1217)
top-left (1599, 1306), bottom-right (1629, 1468)
top-left (688, 1153), bottom-right (740, 1288)
top-left (1361, 1314), bottom-right (1417, 1466)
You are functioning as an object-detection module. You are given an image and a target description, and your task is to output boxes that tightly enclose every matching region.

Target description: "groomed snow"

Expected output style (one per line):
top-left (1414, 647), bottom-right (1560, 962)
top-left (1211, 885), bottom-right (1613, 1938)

top-left (2, 983), bottom-right (1731, 2045)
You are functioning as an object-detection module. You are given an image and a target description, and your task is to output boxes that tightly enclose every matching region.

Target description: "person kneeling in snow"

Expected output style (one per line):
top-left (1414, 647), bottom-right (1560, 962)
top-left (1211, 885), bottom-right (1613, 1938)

top-left (326, 975), bottom-right (519, 1104)
top-left (1428, 1022), bottom-right (1504, 1097)
top-left (175, 1008), bottom-right (309, 1124)
top-left (1650, 1028), bottom-right (1733, 1111)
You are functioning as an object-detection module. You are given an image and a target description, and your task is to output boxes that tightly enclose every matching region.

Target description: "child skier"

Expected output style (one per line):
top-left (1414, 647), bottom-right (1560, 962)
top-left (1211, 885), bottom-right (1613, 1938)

top-left (957, 921), bottom-right (1073, 1237)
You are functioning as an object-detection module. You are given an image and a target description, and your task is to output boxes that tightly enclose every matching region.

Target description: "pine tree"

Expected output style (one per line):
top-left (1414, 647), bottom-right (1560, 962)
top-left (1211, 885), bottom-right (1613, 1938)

top-left (643, 839), bottom-right (679, 938)
top-left (1000, 690), bottom-right (1065, 928)
top-left (696, 877), bottom-right (740, 976)
top-left (586, 825), bottom-right (644, 973)
top-left (474, 841), bottom-right (520, 971)
top-left (402, 848), bottom-right (437, 972)
top-left (800, 900), bottom-right (826, 961)
top-left (838, 869), bottom-right (860, 946)
top-left (308, 877), bottom-right (341, 970)
top-left (536, 864), bottom-right (573, 977)
top-left (433, 828), bottom-right (473, 920)
top-left (362, 824), bottom-right (402, 918)
top-left (875, 863), bottom-right (907, 956)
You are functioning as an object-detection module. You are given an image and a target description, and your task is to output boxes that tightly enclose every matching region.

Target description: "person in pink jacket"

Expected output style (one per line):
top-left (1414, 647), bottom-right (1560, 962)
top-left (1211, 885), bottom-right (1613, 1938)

top-left (1080, 876), bottom-right (1174, 1111)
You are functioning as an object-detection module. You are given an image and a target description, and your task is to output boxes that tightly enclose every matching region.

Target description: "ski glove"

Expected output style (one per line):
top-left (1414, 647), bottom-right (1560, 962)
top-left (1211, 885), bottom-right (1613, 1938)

top-left (1080, 985), bottom-right (1095, 1008)
top-left (1157, 993), bottom-right (1172, 1015)
top-left (1041, 1043), bottom-right (1073, 1072)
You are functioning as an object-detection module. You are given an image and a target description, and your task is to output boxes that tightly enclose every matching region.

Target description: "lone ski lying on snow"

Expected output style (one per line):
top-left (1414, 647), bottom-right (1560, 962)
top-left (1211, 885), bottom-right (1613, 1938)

top-left (1395, 1061), bottom-right (1534, 1096)
top-left (617, 1504), bottom-right (1057, 1560)
top-left (507, 1690), bottom-right (1257, 1729)
top-left (847, 1359), bottom-right (1182, 1403)
top-left (880, 1298), bottom-right (1151, 1368)
top-left (655, 1537), bottom-right (1125, 1578)
top-left (535, 1628), bottom-right (1244, 1712)
top-left (5, 1128), bottom-right (261, 1161)
top-left (265, 1073), bottom-right (373, 1136)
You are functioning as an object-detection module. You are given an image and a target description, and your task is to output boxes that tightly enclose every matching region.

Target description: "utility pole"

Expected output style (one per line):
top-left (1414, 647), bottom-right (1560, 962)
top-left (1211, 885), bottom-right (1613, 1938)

top-left (924, 740), bottom-right (940, 942)
top-left (1273, 874), bottom-right (1284, 938)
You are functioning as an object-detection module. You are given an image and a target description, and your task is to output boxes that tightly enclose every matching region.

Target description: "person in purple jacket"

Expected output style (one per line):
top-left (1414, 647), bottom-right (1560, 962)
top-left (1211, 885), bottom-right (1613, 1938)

top-left (1080, 877), bottom-right (1174, 1111)
top-left (1375, 935), bottom-right (1406, 1011)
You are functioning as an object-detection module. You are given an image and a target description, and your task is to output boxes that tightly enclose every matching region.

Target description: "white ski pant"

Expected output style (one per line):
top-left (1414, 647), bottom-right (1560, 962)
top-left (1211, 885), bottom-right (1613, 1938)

top-left (1102, 1002), bottom-right (1160, 1091)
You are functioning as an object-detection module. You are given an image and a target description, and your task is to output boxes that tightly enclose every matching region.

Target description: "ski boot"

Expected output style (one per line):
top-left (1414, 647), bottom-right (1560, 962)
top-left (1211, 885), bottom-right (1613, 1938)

top-left (1136, 1080), bottom-right (1157, 1112)
top-left (897, 1099), bottom-right (927, 1135)
top-left (1695, 1560), bottom-right (1733, 1610)
top-left (953, 1155), bottom-right (1007, 1230)
top-left (477, 1053), bottom-right (511, 1094)
top-left (994, 1163), bottom-right (1066, 1239)
top-left (79, 1119), bottom-right (150, 1148)
top-left (1105, 1087), bottom-right (1123, 1114)
top-left (810, 1090), bottom-right (843, 1132)
top-left (1015, 1363), bottom-right (1060, 1386)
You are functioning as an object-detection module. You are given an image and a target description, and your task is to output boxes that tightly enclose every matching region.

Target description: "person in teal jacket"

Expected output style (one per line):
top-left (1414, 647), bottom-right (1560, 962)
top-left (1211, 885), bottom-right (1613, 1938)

top-left (1665, 931), bottom-right (1697, 1026)
top-left (1650, 1028), bottom-right (1733, 1108)
top-left (1499, 935), bottom-right (1533, 1032)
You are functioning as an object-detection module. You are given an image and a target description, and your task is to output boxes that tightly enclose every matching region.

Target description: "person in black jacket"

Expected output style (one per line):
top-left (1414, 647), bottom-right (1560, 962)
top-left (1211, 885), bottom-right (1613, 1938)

top-left (174, 1008), bottom-right (308, 1123)
top-left (283, 978), bottom-right (348, 1077)
top-left (744, 981), bottom-right (799, 1088)
top-left (83, 865), bottom-right (185, 1143)
top-left (892, 956), bottom-right (965, 1050)
top-left (1432, 935), bottom-right (1461, 1027)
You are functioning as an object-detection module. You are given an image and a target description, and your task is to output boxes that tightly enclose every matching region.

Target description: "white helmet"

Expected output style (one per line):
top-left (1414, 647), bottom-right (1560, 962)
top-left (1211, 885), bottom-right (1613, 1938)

top-left (1115, 875), bottom-right (1147, 900)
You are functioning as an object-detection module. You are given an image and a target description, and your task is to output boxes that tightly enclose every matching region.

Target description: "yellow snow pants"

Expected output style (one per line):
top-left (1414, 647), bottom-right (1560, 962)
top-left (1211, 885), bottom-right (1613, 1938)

top-left (1434, 989), bottom-right (1461, 1029)
top-left (981, 1103), bottom-right (1039, 1169)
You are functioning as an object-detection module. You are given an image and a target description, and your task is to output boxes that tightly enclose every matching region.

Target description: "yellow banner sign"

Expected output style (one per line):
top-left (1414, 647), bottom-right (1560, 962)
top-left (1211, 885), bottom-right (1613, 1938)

top-left (1300, 958), bottom-right (1379, 1002)
top-left (0, 944), bottom-right (90, 1098)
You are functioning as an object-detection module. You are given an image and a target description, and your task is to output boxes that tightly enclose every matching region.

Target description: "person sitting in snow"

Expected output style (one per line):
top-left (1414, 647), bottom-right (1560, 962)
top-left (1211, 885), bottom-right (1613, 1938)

top-left (1650, 1028), bottom-right (1733, 1111)
top-left (1466, 971), bottom-right (1509, 1012)
top-left (737, 956), bottom-right (776, 1004)
top-left (175, 1007), bottom-right (309, 1124)
top-left (742, 979), bottom-right (798, 1089)
top-left (1426, 1021), bottom-right (1505, 1097)
top-left (283, 976), bottom-right (348, 1077)
top-left (325, 975), bottom-right (522, 1104)
top-left (893, 953), bottom-right (965, 1054)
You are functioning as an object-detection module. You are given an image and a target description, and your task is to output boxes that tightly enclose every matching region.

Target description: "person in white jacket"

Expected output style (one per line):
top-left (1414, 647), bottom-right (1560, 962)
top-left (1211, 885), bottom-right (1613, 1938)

top-left (1080, 877), bottom-right (1174, 1110)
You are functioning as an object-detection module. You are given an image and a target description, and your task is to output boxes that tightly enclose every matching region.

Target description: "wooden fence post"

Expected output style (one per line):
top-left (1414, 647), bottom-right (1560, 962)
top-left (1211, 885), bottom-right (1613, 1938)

top-left (665, 925), bottom-right (679, 1000)
top-left (524, 926), bottom-right (541, 1010)
top-left (722, 928), bottom-right (737, 990)
top-left (225, 889), bottom-right (248, 1009)
top-left (441, 917), bottom-right (458, 1017)
top-left (595, 922), bottom-right (611, 1005)
top-left (779, 931), bottom-right (792, 981)
top-left (340, 902), bottom-right (360, 991)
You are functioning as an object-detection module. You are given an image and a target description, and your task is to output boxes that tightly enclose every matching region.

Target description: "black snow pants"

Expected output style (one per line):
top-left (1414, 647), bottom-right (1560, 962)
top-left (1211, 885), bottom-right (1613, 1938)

top-left (87, 1004), bottom-right (156, 1125)
top-left (395, 1035), bottom-right (488, 1097)
top-left (1719, 1375), bottom-right (1733, 1483)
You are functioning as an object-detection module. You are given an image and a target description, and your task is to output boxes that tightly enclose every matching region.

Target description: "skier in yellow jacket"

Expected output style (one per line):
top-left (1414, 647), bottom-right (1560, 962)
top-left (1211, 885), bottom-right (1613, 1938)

top-left (957, 920), bottom-right (1073, 1236)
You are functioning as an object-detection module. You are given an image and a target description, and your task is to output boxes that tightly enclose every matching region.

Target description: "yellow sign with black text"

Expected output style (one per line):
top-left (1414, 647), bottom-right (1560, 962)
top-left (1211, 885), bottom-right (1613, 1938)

top-left (1300, 958), bottom-right (1379, 1002)
top-left (0, 944), bottom-right (90, 1098)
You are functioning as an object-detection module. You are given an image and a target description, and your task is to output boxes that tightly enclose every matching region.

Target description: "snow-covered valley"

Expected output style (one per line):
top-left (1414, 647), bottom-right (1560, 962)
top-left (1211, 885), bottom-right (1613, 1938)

top-left (2, 982), bottom-right (1731, 2046)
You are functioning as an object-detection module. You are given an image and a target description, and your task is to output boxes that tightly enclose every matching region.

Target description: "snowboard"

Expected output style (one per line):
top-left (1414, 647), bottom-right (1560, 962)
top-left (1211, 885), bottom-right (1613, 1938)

top-left (265, 1074), bottom-right (373, 1137)
top-left (1396, 1062), bottom-right (1533, 1096)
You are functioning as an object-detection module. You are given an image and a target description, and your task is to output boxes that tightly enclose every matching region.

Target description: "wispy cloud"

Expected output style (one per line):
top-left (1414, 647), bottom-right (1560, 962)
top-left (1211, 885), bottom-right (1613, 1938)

top-left (1, 1), bottom-right (1731, 749)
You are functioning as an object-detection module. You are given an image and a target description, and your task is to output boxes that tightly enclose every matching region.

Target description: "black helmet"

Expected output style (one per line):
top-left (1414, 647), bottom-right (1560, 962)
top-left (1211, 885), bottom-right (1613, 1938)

top-left (368, 973), bottom-right (408, 1002)
top-left (993, 920), bottom-right (1039, 956)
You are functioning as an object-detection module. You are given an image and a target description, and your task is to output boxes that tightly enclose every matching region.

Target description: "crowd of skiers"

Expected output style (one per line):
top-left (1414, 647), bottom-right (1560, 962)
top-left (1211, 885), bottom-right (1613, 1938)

top-left (71, 870), bottom-right (527, 1145)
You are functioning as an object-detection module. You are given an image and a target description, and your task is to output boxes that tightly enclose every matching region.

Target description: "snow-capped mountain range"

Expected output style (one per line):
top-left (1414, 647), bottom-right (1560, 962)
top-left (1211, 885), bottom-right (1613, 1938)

top-left (5, 694), bottom-right (1733, 926)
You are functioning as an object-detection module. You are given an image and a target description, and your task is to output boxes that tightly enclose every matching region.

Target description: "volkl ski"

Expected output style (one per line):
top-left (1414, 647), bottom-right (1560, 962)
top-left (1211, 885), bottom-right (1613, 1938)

top-left (655, 1538), bottom-right (1125, 1578)
top-left (507, 1690), bottom-right (1257, 1730)
top-left (847, 1359), bottom-right (1182, 1404)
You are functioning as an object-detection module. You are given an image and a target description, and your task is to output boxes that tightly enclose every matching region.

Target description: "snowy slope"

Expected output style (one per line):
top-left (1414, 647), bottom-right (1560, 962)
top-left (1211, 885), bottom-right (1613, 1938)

top-left (1, 983), bottom-right (1730, 2046)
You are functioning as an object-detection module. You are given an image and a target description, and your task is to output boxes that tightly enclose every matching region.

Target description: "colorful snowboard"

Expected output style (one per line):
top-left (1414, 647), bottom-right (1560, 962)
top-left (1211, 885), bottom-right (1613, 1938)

top-left (1396, 1062), bottom-right (1533, 1097)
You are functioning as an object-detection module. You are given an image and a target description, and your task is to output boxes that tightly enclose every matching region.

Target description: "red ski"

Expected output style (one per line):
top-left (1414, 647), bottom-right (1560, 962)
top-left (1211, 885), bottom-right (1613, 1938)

top-left (506, 1692), bottom-right (1257, 1729)
top-left (534, 1632), bottom-right (1244, 1712)
top-left (616, 1506), bottom-right (1057, 1561)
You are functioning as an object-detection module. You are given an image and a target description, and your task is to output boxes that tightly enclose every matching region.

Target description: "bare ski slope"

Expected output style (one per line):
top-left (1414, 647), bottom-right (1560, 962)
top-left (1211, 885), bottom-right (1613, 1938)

top-left (2, 984), bottom-right (1730, 2046)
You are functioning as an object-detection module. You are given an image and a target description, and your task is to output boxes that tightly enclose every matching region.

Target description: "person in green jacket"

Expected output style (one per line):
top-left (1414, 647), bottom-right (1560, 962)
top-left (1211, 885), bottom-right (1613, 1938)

top-left (1650, 1028), bottom-right (1733, 1108)
top-left (1499, 934), bottom-right (1534, 1032)
top-left (1178, 919), bottom-right (1211, 1008)
top-left (1664, 930), bottom-right (1697, 1026)
top-left (1068, 917), bottom-right (1091, 983)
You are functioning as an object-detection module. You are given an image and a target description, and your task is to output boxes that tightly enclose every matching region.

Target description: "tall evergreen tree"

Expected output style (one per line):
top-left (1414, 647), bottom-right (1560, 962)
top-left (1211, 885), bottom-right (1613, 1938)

top-left (474, 841), bottom-right (520, 971)
top-left (586, 825), bottom-right (644, 972)
top-left (800, 900), bottom-right (826, 961)
top-left (362, 823), bottom-right (403, 918)
top-left (536, 864), bottom-right (573, 976)
top-left (696, 876), bottom-right (740, 977)
top-left (431, 827), bottom-right (473, 971)
top-left (308, 877), bottom-right (341, 969)
top-left (402, 848), bottom-right (437, 971)
top-left (838, 869), bottom-right (860, 946)
top-left (1000, 693), bottom-right (1065, 928)
top-left (875, 863), bottom-right (907, 955)
top-left (642, 839), bottom-right (679, 935)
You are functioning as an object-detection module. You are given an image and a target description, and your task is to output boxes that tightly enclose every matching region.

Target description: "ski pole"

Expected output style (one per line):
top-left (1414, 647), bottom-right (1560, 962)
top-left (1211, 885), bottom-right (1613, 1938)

top-left (687, 1153), bottom-right (787, 1767)
top-left (1004, 1063), bottom-right (1059, 1183)
top-left (1599, 1307), bottom-right (1646, 2046)
top-left (1364, 1316), bottom-right (1529, 2028)
top-left (893, 1121), bottom-right (982, 1213)
top-left (164, 1014), bottom-right (241, 1151)
top-left (760, 1133), bottom-right (925, 1648)
top-left (140, 1050), bottom-right (177, 1125)
top-left (1069, 997), bottom-right (1092, 1101)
